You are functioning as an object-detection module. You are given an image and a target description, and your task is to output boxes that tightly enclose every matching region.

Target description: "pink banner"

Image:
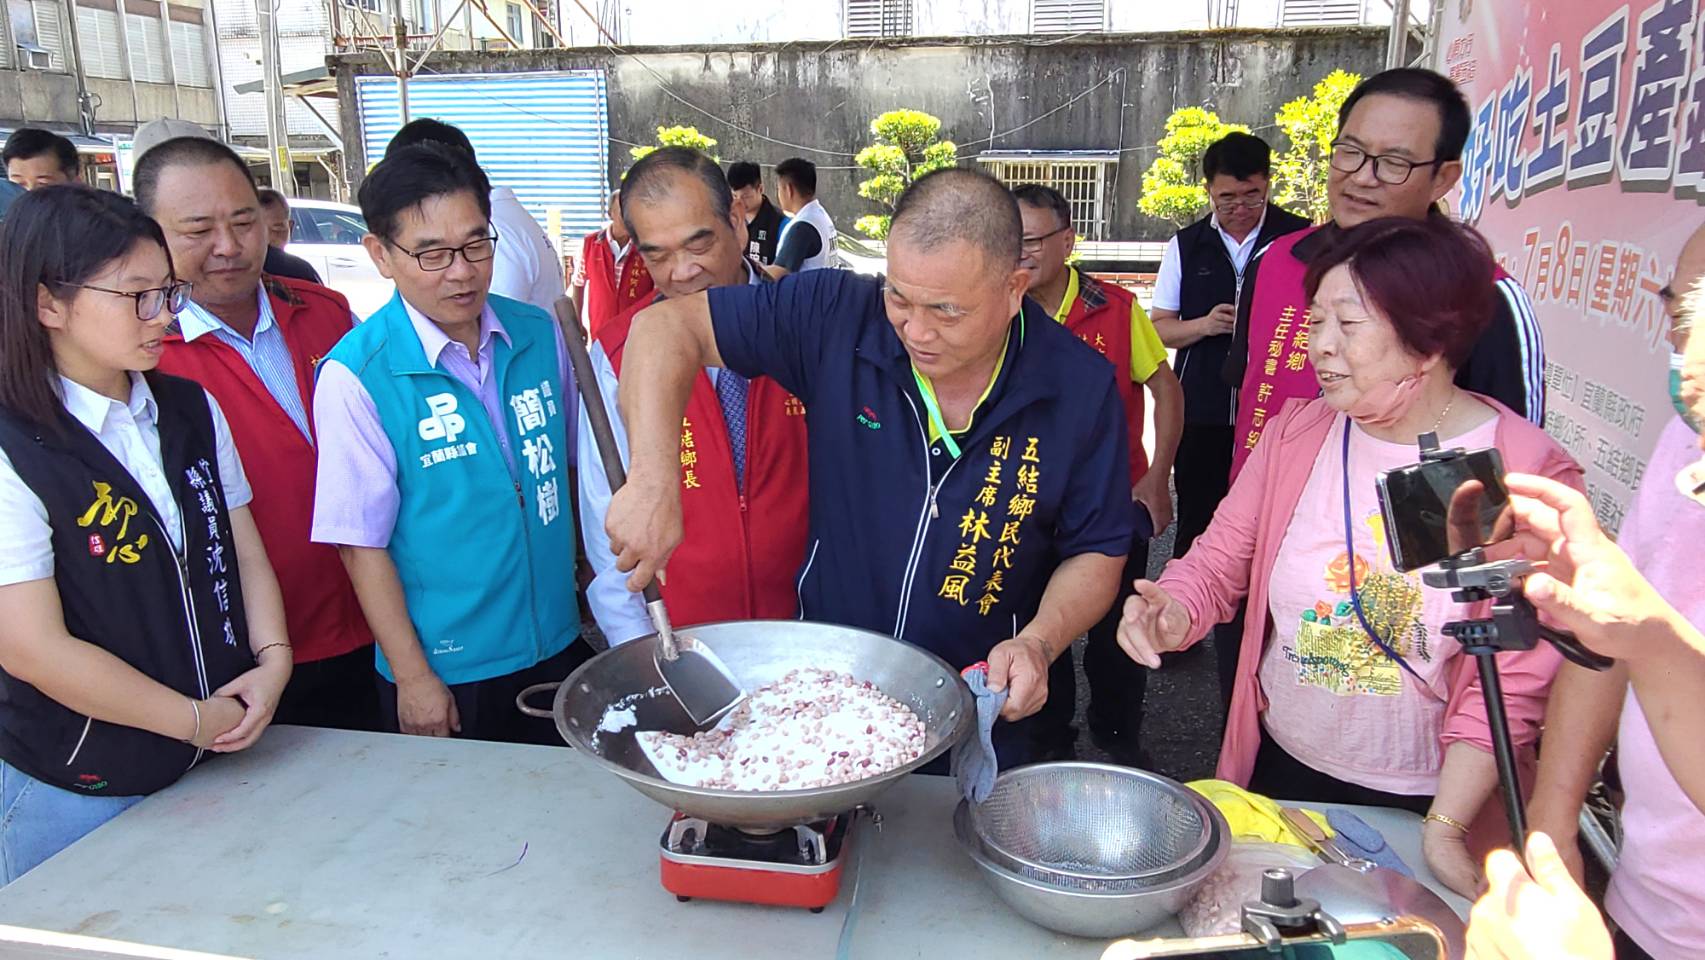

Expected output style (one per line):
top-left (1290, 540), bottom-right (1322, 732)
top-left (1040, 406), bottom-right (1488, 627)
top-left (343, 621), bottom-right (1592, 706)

top-left (1437, 0), bottom-right (1701, 532)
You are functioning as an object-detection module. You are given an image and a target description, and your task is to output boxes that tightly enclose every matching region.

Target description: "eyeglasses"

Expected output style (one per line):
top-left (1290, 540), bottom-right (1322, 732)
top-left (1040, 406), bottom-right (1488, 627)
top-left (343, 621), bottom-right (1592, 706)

top-left (59, 281), bottom-right (192, 320)
top-left (1212, 194), bottom-right (1267, 210)
top-left (1020, 224), bottom-right (1073, 252)
top-left (1328, 142), bottom-right (1445, 186)
top-left (394, 232), bottom-right (501, 272)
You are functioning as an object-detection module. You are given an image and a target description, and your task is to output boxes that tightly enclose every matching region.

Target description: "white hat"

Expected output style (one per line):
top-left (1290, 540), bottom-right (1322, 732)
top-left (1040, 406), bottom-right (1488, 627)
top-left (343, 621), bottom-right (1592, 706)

top-left (131, 117), bottom-right (214, 160)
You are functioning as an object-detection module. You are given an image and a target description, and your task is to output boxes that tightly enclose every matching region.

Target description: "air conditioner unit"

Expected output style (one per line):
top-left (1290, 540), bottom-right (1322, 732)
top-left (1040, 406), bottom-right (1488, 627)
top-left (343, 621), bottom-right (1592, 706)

top-left (17, 45), bottom-right (53, 70)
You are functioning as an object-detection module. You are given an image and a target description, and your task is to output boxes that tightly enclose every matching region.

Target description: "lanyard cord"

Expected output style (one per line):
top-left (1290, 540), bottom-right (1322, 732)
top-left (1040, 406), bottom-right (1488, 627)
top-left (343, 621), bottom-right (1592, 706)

top-left (1341, 421), bottom-right (1427, 685)
top-left (911, 367), bottom-right (963, 460)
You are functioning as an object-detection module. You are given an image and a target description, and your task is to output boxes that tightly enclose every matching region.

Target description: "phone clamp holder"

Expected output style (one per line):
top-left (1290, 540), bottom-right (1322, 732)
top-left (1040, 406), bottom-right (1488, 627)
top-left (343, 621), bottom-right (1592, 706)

top-left (1413, 433), bottom-right (1614, 852)
top-left (1240, 868), bottom-right (1347, 953)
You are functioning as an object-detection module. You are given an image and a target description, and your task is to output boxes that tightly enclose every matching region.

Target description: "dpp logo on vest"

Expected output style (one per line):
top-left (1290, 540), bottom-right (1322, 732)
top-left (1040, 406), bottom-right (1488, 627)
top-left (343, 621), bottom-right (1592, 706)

top-left (418, 393), bottom-right (466, 443)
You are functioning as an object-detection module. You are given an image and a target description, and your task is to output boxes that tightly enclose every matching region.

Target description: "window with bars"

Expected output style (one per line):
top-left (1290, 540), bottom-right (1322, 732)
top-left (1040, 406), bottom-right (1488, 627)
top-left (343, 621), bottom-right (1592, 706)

top-left (77, 6), bottom-right (125, 79)
top-left (845, 0), bottom-right (910, 38)
top-left (170, 18), bottom-right (209, 86)
top-left (125, 11), bottom-right (167, 82)
top-left (1279, 0), bottom-right (1363, 26)
top-left (978, 154), bottom-right (1116, 241)
top-left (1031, 0), bottom-right (1106, 33)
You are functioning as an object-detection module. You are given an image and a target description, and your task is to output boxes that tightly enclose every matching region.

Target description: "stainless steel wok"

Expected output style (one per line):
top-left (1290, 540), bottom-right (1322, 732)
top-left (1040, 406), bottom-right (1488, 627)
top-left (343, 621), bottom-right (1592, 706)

top-left (540, 620), bottom-right (976, 830)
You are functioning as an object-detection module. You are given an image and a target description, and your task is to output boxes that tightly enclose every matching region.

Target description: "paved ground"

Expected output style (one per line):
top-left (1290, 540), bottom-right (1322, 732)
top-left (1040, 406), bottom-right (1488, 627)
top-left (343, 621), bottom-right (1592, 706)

top-left (1057, 494), bottom-right (1229, 784)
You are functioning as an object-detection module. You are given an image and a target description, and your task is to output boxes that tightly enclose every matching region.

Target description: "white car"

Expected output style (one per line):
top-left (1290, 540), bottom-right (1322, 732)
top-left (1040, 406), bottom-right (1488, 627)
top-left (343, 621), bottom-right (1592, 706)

top-left (285, 198), bottom-right (394, 320)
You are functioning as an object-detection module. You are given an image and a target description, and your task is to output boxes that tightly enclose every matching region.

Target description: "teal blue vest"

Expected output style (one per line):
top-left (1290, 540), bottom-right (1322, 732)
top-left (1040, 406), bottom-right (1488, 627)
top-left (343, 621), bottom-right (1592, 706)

top-left (326, 292), bottom-right (578, 685)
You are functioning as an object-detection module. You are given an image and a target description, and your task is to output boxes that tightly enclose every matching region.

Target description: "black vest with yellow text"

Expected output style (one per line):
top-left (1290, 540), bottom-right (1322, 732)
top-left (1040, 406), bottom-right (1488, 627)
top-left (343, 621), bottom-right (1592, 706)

top-left (0, 372), bottom-right (252, 795)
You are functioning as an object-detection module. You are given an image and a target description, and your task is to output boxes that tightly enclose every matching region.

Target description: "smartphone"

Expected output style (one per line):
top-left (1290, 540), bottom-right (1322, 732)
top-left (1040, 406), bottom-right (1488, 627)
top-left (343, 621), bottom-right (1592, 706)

top-left (1375, 447), bottom-right (1512, 573)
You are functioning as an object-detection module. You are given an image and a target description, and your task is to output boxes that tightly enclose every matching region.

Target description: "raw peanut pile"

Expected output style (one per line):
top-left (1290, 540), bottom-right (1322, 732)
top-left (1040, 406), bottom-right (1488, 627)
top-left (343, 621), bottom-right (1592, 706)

top-left (638, 668), bottom-right (927, 790)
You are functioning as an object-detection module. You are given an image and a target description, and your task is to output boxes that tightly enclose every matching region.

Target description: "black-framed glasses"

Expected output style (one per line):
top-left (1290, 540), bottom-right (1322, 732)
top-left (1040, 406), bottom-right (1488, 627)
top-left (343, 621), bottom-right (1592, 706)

top-left (1211, 193), bottom-right (1267, 210)
top-left (394, 231), bottom-right (501, 271)
top-left (1020, 224), bottom-right (1073, 252)
top-left (59, 281), bottom-right (192, 320)
top-left (1328, 142), bottom-right (1445, 185)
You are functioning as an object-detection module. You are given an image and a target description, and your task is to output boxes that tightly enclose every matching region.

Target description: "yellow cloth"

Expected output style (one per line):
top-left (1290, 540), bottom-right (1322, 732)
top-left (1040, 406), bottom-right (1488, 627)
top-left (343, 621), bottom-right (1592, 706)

top-left (1186, 779), bottom-right (1333, 846)
top-left (1051, 267), bottom-right (1169, 384)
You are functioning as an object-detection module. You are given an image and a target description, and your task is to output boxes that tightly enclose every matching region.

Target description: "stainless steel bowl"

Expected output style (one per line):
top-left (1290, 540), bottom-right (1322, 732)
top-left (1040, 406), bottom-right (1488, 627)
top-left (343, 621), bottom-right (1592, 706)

top-left (546, 620), bottom-right (976, 830)
top-left (971, 763), bottom-right (1217, 886)
top-left (953, 793), bottom-right (1229, 938)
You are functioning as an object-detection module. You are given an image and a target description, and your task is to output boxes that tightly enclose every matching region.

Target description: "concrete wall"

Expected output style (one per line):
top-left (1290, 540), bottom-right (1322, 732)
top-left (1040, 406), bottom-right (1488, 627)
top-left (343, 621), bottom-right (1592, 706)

top-left (0, 69), bottom-right (80, 125)
top-left (83, 76), bottom-right (218, 128)
top-left (333, 28), bottom-right (1387, 242)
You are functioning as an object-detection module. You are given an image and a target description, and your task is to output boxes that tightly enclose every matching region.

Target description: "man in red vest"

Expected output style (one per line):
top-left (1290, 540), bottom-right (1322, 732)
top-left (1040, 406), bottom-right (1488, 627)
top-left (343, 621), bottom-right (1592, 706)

top-left (1013, 184), bottom-right (1183, 766)
top-left (133, 129), bottom-right (379, 730)
top-left (570, 190), bottom-right (655, 338)
top-left (578, 148), bottom-right (810, 642)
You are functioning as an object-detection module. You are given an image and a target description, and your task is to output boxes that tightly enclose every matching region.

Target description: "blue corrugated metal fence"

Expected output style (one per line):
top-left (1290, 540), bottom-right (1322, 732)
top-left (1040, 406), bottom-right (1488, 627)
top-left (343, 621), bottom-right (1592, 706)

top-left (355, 70), bottom-right (610, 255)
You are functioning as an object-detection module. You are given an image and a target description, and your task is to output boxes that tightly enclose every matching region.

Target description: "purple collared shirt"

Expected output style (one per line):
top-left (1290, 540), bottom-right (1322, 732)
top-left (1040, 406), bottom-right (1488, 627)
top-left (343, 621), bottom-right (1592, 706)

top-left (310, 297), bottom-right (573, 549)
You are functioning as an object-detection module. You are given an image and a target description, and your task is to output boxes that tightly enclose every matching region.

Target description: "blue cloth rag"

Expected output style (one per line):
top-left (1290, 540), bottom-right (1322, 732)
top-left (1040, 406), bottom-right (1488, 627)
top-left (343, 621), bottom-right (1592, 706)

top-left (952, 664), bottom-right (1007, 804)
top-left (1326, 808), bottom-right (1413, 877)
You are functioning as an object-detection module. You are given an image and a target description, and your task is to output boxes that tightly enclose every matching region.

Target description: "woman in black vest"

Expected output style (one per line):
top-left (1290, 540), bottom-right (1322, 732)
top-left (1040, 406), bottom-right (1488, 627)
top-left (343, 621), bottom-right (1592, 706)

top-left (0, 186), bottom-right (292, 885)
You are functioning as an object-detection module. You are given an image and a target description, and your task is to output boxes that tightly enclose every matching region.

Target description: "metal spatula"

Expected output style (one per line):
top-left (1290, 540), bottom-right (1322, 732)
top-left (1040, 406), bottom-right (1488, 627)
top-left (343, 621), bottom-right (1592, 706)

top-left (553, 297), bottom-right (747, 729)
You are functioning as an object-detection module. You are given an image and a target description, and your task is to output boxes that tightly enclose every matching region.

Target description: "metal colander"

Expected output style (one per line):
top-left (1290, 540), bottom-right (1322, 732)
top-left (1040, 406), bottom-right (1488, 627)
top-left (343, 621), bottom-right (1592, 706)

top-left (970, 762), bottom-right (1216, 888)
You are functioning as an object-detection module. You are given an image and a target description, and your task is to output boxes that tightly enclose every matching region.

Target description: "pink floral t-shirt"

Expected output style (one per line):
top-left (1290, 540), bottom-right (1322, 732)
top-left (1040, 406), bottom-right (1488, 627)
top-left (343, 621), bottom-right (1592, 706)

top-left (1258, 414), bottom-right (1499, 795)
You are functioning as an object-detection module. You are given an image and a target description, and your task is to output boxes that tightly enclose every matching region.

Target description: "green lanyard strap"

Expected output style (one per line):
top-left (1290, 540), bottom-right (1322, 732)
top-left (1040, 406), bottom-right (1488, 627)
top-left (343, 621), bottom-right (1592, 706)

top-left (912, 367), bottom-right (963, 459)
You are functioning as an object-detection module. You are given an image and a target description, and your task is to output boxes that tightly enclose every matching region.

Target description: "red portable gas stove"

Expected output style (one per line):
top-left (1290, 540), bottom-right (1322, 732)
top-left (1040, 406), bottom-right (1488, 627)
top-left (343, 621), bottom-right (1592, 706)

top-left (660, 812), bottom-right (861, 912)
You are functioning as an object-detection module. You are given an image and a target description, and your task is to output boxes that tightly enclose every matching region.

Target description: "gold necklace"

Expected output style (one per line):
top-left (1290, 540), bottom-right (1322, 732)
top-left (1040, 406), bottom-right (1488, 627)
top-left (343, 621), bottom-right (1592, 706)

top-left (1430, 392), bottom-right (1456, 433)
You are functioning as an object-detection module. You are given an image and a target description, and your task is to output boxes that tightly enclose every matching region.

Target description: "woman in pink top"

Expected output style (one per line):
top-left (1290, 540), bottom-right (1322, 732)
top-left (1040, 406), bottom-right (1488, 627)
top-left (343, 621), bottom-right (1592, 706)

top-left (1526, 423), bottom-right (1705, 960)
top-left (1118, 216), bottom-right (1583, 898)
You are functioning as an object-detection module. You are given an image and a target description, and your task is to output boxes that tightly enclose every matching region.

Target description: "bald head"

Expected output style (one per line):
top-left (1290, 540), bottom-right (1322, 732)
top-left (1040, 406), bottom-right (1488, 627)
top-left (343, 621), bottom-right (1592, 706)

top-left (1669, 222), bottom-right (1705, 349)
top-left (889, 168), bottom-right (1022, 275)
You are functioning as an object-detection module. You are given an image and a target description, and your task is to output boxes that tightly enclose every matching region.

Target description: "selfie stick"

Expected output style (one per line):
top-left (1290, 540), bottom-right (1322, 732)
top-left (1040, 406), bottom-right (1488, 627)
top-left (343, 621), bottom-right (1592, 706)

top-left (1414, 435), bottom-right (1614, 855)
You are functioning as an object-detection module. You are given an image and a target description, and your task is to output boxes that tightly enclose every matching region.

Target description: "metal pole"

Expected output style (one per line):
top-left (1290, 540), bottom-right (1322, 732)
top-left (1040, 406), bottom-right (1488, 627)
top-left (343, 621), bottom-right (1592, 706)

top-left (1475, 651), bottom-right (1528, 856)
top-left (204, 0), bottom-right (230, 141)
top-left (257, 0), bottom-right (293, 194)
top-left (158, 2), bottom-right (182, 120)
top-left (1385, 0), bottom-right (1412, 69)
top-left (62, 0), bottom-right (98, 134)
top-left (391, 0), bottom-right (410, 124)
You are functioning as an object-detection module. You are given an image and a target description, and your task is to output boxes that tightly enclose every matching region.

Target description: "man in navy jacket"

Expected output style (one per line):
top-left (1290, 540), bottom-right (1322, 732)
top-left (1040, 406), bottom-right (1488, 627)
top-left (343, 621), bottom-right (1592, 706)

top-left (602, 167), bottom-right (1132, 767)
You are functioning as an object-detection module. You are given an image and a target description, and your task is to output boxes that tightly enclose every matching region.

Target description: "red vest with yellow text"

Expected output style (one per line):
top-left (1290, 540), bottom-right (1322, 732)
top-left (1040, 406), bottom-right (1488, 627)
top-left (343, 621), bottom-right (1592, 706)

top-left (1060, 270), bottom-right (1148, 484)
top-left (157, 275), bottom-right (374, 664)
top-left (598, 299), bottom-right (810, 627)
top-left (581, 231), bottom-right (655, 338)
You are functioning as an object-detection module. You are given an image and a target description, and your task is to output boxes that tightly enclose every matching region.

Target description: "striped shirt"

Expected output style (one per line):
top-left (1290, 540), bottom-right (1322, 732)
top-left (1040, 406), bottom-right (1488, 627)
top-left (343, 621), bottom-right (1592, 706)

top-left (177, 287), bottom-right (314, 443)
top-left (1495, 274), bottom-right (1546, 425)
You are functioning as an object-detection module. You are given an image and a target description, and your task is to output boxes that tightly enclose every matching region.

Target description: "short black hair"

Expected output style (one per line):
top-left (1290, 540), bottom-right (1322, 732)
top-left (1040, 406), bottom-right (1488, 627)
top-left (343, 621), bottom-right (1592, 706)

top-left (256, 187), bottom-right (287, 210)
top-left (133, 136), bottom-right (256, 215)
top-left (774, 157), bottom-right (816, 196)
top-left (619, 147), bottom-right (733, 241)
top-left (1337, 68), bottom-right (1472, 162)
top-left (891, 167), bottom-right (1020, 270)
top-left (386, 119), bottom-right (477, 163)
top-left (1202, 131), bottom-right (1272, 181)
top-left (358, 141), bottom-right (492, 243)
top-left (3, 128), bottom-right (80, 177)
top-left (726, 161), bottom-right (762, 191)
top-left (1010, 183), bottom-right (1072, 231)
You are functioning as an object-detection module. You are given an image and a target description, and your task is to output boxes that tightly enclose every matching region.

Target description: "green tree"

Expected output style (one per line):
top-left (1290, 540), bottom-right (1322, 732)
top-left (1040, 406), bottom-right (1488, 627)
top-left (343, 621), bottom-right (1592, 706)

top-left (1270, 70), bottom-right (1362, 223)
top-left (853, 109), bottom-right (959, 240)
top-left (630, 125), bottom-right (719, 161)
top-left (1136, 108), bottom-right (1250, 227)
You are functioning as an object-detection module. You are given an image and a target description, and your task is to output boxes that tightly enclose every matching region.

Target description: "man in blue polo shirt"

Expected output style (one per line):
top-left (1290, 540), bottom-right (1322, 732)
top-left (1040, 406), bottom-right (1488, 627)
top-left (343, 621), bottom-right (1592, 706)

top-left (603, 168), bottom-right (1131, 765)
